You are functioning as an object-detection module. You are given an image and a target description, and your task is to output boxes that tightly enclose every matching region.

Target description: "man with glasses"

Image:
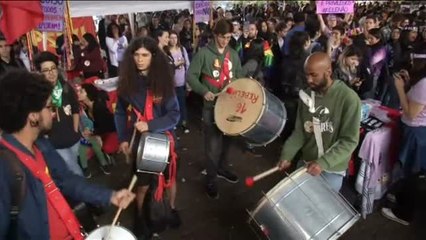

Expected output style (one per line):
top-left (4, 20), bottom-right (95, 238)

top-left (34, 52), bottom-right (83, 176)
top-left (188, 19), bottom-right (243, 199)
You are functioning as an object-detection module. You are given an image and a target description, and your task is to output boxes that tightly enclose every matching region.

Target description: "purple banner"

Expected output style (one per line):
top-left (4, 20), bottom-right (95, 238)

top-left (38, 0), bottom-right (65, 32)
top-left (194, 0), bottom-right (210, 23)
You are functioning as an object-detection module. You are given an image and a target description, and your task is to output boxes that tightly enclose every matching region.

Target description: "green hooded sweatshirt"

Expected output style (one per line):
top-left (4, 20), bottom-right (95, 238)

top-left (187, 41), bottom-right (243, 109)
top-left (280, 80), bottom-right (361, 172)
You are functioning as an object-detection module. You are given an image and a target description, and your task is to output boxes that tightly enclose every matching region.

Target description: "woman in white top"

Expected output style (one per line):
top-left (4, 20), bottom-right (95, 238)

top-left (105, 22), bottom-right (128, 77)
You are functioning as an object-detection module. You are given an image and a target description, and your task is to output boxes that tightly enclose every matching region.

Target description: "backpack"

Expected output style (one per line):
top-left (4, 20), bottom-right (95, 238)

top-left (0, 146), bottom-right (26, 239)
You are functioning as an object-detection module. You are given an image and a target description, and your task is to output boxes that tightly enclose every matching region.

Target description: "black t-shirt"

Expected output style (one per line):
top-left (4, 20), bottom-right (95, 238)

top-left (47, 80), bottom-right (81, 149)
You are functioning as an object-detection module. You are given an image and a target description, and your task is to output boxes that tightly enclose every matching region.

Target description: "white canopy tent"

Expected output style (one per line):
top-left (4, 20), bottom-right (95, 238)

top-left (69, 1), bottom-right (193, 17)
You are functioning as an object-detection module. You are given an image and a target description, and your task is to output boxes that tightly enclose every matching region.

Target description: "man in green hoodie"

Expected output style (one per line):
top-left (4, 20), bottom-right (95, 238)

top-left (278, 52), bottom-right (361, 192)
top-left (187, 19), bottom-right (243, 199)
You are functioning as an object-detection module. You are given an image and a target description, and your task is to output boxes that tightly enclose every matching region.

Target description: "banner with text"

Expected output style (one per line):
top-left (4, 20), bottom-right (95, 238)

top-left (194, 0), bottom-right (210, 23)
top-left (38, 0), bottom-right (65, 32)
top-left (316, 1), bottom-right (354, 14)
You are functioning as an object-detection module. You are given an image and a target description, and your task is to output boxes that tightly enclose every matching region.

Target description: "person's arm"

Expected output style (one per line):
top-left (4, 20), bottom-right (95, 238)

top-left (114, 96), bottom-right (131, 143)
top-left (280, 100), bottom-right (306, 161)
top-left (183, 47), bottom-right (190, 71)
top-left (146, 96), bottom-right (180, 133)
top-left (316, 93), bottom-right (361, 169)
top-left (187, 50), bottom-right (209, 96)
top-left (395, 75), bottom-right (426, 120)
top-left (35, 138), bottom-right (113, 206)
top-left (317, 14), bottom-right (330, 35)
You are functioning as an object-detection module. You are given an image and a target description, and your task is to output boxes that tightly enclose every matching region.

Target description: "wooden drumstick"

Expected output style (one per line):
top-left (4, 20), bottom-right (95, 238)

top-left (104, 175), bottom-right (138, 240)
top-left (213, 87), bottom-right (235, 97)
top-left (125, 128), bottom-right (137, 163)
top-left (245, 166), bottom-right (280, 187)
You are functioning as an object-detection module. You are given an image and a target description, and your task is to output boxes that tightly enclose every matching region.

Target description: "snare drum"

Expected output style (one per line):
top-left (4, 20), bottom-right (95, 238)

top-left (85, 225), bottom-right (136, 240)
top-left (136, 132), bottom-right (170, 174)
top-left (214, 78), bottom-right (286, 146)
top-left (248, 168), bottom-right (360, 240)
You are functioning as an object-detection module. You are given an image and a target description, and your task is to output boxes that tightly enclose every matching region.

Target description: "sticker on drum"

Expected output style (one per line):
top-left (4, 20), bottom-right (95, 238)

top-left (86, 225), bottom-right (137, 240)
top-left (214, 78), bottom-right (266, 136)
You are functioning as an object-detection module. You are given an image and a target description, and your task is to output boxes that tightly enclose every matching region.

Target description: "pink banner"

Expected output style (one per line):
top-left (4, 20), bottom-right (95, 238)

top-left (316, 1), bottom-right (354, 14)
top-left (194, 0), bottom-right (210, 23)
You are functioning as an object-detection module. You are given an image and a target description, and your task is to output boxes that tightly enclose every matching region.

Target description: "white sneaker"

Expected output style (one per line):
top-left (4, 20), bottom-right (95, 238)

top-left (381, 208), bottom-right (410, 226)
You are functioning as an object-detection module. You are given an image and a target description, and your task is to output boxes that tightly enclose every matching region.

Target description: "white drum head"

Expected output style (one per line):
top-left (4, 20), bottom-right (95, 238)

top-left (86, 225), bottom-right (136, 240)
top-left (214, 78), bottom-right (265, 135)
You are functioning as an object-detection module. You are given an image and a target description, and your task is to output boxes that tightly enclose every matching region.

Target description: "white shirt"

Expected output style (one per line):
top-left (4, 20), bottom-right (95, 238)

top-left (106, 36), bottom-right (128, 67)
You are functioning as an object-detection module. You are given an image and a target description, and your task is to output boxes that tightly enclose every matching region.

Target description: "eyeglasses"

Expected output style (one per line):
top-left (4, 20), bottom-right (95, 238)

top-left (41, 67), bottom-right (57, 74)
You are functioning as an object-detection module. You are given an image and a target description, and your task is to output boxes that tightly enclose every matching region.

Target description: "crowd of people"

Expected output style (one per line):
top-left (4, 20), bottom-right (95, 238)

top-left (0, 1), bottom-right (425, 239)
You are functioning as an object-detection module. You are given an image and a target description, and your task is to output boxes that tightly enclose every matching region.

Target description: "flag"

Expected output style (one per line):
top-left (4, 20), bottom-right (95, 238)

top-left (263, 41), bottom-right (274, 68)
top-left (0, 1), bottom-right (44, 44)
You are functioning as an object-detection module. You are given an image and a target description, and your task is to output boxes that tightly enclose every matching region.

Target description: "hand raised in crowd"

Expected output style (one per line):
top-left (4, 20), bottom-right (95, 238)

top-left (393, 72), bottom-right (406, 90)
top-left (119, 141), bottom-right (131, 155)
top-left (135, 121), bottom-right (149, 133)
top-left (277, 159), bottom-right (291, 171)
top-left (306, 161), bottom-right (322, 176)
top-left (110, 189), bottom-right (136, 209)
top-left (204, 91), bottom-right (216, 101)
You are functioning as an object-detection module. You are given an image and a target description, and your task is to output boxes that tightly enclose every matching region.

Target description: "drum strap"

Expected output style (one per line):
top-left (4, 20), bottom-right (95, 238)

top-left (299, 90), bottom-right (324, 158)
top-left (132, 91), bottom-right (178, 202)
top-left (203, 51), bottom-right (231, 90)
top-left (0, 139), bottom-right (83, 240)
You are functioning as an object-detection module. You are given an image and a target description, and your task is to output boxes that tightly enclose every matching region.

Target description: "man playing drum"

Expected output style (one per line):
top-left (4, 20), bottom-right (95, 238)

top-left (187, 19), bottom-right (243, 199)
top-left (278, 52), bottom-right (361, 192)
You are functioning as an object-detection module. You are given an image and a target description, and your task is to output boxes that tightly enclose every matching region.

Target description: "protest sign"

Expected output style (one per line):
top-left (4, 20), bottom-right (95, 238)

top-left (194, 0), bottom-right (210, 23)
top-left (38, 0), bottom-right (65, 32)
top-left (316, 1), bottom-right (354, 14)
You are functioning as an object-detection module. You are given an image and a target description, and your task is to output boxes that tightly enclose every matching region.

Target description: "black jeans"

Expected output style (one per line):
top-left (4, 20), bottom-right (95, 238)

top-left (202, 108), bottom-right (232, 184)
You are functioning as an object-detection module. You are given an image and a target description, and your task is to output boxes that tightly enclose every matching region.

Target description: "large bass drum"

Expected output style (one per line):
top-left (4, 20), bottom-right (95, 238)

top-left (214, 78), bottom-right (286, 146)
top-left (248, 168), bottom-right (360, 240)
top-left (85, 225), bottom-right (136, 240)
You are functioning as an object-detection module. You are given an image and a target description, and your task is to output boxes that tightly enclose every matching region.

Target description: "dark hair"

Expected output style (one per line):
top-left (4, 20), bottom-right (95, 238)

top-left (106, 22), bottom-right (123, 38)
top-left (365, 14), bottom-right (378, 22)
top-left (293, 12), bottom-right (305, 24)
top-left (305, 17), bottom-right (321, 39)
top-left (153, 29), bottom-right (172, 57)
top-left (117, 37), bottom-right (174, 101)
top-left (289, 31), bottom-right (310, 59)
top-left (0, 70), bottom-right (53, 133)
top-left (332, 26), bottom-right (345, 36)
top-left (275, 22), bottom-right (287, 33)
top-left (213, 19), bottom-right (233, 35)
top-left (168, 30), bottom-right (181, 48)
top-left (82, 33), bottom-right (99, 52)
top-left (368, 28), bottom-right (383, 43)
top-left (34, 51), bottom-right (59, 71)
top-left (81, 83), bottom-right (109, 103)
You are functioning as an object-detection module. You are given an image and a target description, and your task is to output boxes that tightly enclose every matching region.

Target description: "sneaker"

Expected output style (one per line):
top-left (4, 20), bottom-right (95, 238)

top-left (206, 183), bottom-right (219, 199)
top-left (217, 169), bottom-right (239, 183)
top-left (83, 168), bottom-right (91, 179)
top-left (381, 208), bottom-right (410, 226)
top-left (100, 165), bottom-right (111, 175)
top-left (182, 126), bottom-right (190, 134)
top-left (169, 209), bottom-right (182, 228)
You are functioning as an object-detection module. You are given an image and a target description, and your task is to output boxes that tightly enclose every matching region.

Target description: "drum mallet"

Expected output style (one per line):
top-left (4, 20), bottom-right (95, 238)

top-left (104, 174), bottom-right (138, 240)
top-left (125, 128), bottom-right (137, 163)
top-left (213, 87), bottom-right (235, 97)
top-left (245, 166), bottom-right (280, 187)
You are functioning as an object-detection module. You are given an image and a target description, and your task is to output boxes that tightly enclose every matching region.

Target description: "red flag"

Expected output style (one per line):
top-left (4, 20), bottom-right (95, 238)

top-left (0, 1), bottom-right (44, 44)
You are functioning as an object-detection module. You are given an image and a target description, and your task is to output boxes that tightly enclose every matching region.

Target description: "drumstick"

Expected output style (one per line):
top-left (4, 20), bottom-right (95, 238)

top-left (125, 128), bottom-right (137, 163)
top-left (213, 87), bottom-right (235, 97)
top-left (245, 166), bottom-right (280, 187)
top-left (104, 175), bottom-right (138, 240)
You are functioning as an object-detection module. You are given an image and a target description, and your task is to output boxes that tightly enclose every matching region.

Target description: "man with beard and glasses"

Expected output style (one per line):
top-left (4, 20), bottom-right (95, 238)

top-left (277, 52), bottom-right (361, 192)
top-left (0, 70), bottom-right (135, 239)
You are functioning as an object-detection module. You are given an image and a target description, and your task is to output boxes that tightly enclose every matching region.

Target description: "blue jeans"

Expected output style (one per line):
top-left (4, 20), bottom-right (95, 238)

top-left (56, 141), bottom-right (83, 176)
top-left (175, 86), bottom-right (188, 126)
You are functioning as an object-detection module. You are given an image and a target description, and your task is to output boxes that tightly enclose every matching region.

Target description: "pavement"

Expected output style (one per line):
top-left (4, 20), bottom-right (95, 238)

top-left (84, 100), bottom-right (423, 240)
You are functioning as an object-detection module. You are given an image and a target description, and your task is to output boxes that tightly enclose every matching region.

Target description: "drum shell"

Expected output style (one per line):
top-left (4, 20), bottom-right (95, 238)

top-left (248, 168), bottom-right (360, 240)
top-left (85, 225), bottom-right (136, 240)
top-left (136, 133), bottom-right (170, 174)
top-left (242, 90), bottom-right (286, 146)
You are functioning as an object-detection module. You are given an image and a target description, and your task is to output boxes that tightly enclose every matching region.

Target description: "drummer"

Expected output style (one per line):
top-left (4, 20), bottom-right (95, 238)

top-left (0, 70), bottom-right (135, 239)
top-left (114, 37), bottom-right (181, 238)
top-left (187, 19), bottom-right (243, 199)
top-left (278, 52), bottom-right (361, 192)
